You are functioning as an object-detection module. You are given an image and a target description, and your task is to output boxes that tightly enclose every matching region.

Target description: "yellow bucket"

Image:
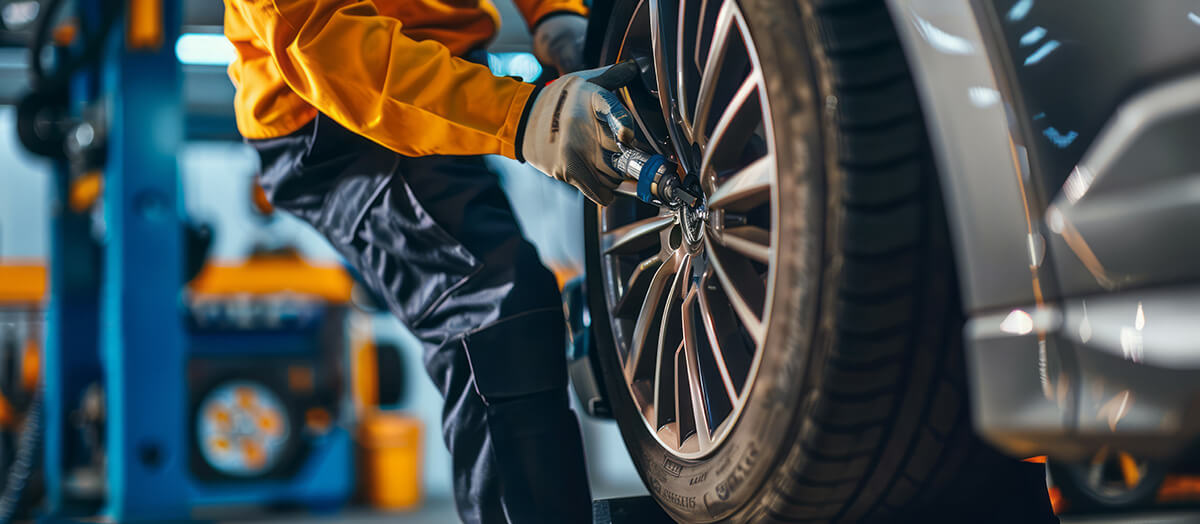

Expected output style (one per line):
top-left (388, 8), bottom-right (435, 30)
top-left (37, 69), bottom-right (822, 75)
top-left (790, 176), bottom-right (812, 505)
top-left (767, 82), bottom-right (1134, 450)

top-left (358, 413), bottom-right (423, 510)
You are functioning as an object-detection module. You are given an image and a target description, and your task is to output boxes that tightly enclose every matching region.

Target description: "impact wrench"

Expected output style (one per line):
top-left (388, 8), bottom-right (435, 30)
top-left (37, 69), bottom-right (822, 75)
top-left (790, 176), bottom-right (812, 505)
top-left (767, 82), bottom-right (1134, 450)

top-left (585, 59), bottom-right (702, 209)
top-left (611, 147), bottom-right (701, 208)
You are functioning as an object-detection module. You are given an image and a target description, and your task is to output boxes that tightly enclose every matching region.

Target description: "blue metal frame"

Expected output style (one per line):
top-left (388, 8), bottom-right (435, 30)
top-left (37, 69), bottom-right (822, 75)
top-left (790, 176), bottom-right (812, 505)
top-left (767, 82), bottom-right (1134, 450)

top-left (100, 2), bottom-right (190, 519)
top-left (43, 16), bottom-right (106, 515)
top-left (41, 1), bottom-right (353, 519)
top-left (42, 158), bottom-right (103, 514)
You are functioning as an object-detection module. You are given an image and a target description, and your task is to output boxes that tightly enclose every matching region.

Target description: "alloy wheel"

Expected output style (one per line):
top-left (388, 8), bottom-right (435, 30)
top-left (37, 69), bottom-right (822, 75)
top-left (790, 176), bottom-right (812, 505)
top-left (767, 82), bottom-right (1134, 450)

top-left (596, 0), bottom-right (779, 459)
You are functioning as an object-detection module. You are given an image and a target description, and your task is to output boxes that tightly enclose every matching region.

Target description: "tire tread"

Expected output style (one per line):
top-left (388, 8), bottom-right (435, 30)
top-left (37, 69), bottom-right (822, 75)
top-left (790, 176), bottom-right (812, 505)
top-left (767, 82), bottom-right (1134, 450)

top-left (750, 1), bottom-right (989, 522)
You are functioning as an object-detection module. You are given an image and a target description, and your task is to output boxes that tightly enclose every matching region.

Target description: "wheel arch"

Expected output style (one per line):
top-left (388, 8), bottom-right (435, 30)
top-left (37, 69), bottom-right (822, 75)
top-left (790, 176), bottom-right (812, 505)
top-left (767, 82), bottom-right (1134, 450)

top-left (884, 0), bottom-right (1078, 458)
top-left (884, 0), bottom-right (1047, 315)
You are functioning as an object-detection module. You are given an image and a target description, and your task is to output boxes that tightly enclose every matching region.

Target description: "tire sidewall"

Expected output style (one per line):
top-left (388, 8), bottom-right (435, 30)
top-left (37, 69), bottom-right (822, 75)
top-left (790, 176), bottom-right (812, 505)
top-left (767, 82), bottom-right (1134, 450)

top-left (585, 0), bottom-right (827, 520)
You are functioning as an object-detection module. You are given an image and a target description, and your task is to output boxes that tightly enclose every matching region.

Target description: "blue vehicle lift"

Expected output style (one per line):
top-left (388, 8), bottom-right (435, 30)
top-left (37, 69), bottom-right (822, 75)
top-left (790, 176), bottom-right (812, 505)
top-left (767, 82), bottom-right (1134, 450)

top-left (37, 0), bottom-right (353, 520)
top-left (99, 0), bottom-right (190, 517)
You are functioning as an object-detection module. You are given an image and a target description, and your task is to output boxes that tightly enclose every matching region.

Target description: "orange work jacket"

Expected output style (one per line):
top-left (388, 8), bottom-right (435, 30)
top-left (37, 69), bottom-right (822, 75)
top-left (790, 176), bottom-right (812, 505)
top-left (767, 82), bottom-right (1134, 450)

top-left (223, 0), bottom-right (587, 159)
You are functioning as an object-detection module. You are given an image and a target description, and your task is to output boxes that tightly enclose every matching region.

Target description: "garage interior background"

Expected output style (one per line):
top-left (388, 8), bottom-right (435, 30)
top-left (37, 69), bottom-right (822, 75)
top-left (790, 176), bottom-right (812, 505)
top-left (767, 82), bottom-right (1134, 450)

top-left (0, 0), bottom-right (648, 518)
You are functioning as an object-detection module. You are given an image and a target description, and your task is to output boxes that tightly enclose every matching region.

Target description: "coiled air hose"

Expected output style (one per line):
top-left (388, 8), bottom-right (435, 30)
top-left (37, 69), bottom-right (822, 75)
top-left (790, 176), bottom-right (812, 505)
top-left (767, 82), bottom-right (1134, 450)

top-left (0, 391), bottom-right (42, 524)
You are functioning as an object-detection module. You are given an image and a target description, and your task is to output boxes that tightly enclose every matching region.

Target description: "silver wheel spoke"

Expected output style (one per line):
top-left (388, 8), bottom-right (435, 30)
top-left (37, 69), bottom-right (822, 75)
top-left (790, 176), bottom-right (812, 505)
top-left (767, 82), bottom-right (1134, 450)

top-left (605, 215), bottom-right (676, 255)
top-left (705, 237), bottom-right (765, 345)
top-left (700, 73), bottom-right (763, 195)
top-left (707, 72), bottom-right (760, 149)
top-left (670, 341), bottom-right (687, 445)
top-left (613, 253), bottom-right (665, 318)
top-left (649, 0), bottom-right (677, 142)
top-left (653, 253), bottom-right (690, 427)
top-left (676, 0), bottom-right (694, 141)
top-left (691, 0), bottom-right (735, 141)
top-left (693, 0), bottom-right (713, 71)
top-left (697, 274), bottom-right (740, 401)
top-left (681, 288), bottom-right (712, 448)
top-left (650, 0), bottom-right (700, 172)
top-left (708, 155), bottom-right (772, 210)
top-left (625, 253), bottom-right (680, 381)
top-left (716, 225), bottom-right (771, 264)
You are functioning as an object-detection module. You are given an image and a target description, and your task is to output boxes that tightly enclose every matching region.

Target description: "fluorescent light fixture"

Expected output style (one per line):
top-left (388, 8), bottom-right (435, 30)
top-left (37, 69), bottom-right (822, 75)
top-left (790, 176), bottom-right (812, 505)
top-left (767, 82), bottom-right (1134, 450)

top-left (1, 0), bottom-right (39, 30)
top-left (176, 33), bottom-right (236, 66)
top-left (488, 52), bottom-right (543, 83)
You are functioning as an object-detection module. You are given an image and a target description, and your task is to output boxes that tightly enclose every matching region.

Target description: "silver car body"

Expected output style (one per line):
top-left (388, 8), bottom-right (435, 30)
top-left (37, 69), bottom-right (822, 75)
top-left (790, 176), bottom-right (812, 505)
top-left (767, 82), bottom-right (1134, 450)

top-left (887, 0), bottom-right (1200, 461)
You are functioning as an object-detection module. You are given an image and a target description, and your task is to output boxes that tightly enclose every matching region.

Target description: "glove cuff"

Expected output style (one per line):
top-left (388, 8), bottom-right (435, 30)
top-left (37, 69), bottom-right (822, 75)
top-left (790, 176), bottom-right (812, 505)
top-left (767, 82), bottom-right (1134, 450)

top-left (514, 84), bottom-right (543, 163)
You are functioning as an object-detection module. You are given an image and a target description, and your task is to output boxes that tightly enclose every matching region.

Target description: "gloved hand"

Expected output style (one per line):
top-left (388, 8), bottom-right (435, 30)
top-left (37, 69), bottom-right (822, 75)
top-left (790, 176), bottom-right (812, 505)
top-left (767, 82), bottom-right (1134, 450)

top-left (518, 63), bottom-right (641, 205)
top-left (532, 13), bottom-right (587, 75)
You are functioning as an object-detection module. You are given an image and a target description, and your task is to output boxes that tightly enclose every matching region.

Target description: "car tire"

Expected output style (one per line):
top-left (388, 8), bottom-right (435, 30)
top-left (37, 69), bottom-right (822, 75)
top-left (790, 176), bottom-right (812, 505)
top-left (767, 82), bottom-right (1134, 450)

top-left (584, 0), bottom-right (1054, 521)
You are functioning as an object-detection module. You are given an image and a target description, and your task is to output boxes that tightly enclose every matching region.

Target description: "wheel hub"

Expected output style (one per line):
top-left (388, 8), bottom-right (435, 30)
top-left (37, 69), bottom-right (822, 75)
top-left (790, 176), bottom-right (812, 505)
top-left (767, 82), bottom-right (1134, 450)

top-left (679, 200), bottom-right (706, 248)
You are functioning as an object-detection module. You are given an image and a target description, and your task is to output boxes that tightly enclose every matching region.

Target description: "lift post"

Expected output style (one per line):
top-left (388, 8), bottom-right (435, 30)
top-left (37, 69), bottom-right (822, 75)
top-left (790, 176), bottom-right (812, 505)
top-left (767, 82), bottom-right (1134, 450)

top-left (42, 121), bottom-right (101, 514)
top-left (99, 0), bottom-right (189, 518)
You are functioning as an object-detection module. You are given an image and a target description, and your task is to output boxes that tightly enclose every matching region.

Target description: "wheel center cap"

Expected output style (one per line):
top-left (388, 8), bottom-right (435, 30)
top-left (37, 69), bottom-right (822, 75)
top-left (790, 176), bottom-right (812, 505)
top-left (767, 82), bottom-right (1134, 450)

top-left (679, 201), bottom-right (706, 248)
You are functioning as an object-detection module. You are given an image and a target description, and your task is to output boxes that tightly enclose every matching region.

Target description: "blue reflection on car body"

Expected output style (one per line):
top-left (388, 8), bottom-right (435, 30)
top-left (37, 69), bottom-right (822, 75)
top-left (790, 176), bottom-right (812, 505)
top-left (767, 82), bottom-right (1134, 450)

top-left (1043, 127), bottom-right (1079, 148)
top-left (1007, 0), bottom-right (1034, 22)
top-left (1020, 26), bottom-right (1047, 46)
top-left (1025, 40), bottom-right (1061, 65)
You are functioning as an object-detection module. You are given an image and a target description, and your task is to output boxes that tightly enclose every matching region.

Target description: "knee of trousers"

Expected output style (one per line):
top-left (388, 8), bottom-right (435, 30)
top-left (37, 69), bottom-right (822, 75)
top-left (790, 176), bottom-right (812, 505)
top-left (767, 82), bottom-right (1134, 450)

top-left (485, 388), bottom-right (576, 436)
top-left (459, 306), bottom-right (569, 404)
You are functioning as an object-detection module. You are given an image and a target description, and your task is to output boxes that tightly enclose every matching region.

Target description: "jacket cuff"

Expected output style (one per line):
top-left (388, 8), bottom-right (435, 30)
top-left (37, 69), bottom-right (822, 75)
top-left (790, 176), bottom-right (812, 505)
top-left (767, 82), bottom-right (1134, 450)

top-left (513, 84), bottom-right (542, 163)
top-left (500, 82), bottom-right (539, 160)
top-left (526, 2), bottom-right (589, 29)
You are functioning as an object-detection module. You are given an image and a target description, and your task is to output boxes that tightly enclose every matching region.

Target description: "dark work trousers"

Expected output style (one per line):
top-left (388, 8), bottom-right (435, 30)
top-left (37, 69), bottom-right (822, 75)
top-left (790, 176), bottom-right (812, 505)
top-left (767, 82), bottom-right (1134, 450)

top-left (249, 114), bottom-right (592, 524)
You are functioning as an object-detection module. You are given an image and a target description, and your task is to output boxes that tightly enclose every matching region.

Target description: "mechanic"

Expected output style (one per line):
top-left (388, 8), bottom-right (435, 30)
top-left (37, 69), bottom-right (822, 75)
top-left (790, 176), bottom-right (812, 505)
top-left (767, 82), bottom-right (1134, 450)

top-left (223, 0), bottom-right (635, 522)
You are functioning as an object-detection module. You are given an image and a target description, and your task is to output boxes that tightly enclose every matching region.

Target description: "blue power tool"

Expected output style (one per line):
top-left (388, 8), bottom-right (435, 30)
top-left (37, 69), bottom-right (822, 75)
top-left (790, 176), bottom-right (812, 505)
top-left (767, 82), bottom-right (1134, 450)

top-left (612, 148), bottom-right (700, 207)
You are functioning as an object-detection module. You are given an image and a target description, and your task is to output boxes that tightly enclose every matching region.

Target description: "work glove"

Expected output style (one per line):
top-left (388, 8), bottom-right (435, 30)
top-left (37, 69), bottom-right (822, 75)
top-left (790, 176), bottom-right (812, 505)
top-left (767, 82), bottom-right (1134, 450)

top-left (518, 62), bottom-right (641, 205)
top-left (532, 13), bottom-right (588, 75)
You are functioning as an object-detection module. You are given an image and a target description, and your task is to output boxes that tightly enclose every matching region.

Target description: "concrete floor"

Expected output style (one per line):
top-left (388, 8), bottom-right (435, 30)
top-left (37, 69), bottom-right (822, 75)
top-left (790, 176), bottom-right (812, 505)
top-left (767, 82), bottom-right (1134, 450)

top-left (219, 505), bottom-right (1200, 524)
top-left (218, 502), bottom-right (1200, 524)
top-left (218, 498), bottom-right (459, 524)
top-left (1065, 513), bottom-right (1200, 524)
top-left (213, 407), bottom-right (651, 524)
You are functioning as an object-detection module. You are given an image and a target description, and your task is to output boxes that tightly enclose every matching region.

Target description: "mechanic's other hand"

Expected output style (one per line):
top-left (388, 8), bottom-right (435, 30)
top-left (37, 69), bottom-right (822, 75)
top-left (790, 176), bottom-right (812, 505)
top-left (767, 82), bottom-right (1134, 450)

top-left (519, 65), bottom-right (637, 206)
top-left (532, 13), bottom-right (587, 75)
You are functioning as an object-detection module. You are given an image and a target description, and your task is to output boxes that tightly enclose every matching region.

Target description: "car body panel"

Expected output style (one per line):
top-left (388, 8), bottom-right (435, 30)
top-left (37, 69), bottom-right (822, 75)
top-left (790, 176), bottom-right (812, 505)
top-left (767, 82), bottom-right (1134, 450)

top-left (885, 0), bottom-right (1047, 314)
top-left (984, 0), bottom-right (1200, 202)
top-left (889, 0), bottom-right (1200, 460)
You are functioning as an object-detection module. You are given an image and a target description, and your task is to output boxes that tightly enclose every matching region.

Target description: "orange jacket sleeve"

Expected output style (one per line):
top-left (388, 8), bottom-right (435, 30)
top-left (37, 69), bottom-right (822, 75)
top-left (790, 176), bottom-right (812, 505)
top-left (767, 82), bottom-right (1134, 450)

top-left (512, 0), bottom-right (588, 28)
top-left (231, 0), bottom-right (536, 158)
